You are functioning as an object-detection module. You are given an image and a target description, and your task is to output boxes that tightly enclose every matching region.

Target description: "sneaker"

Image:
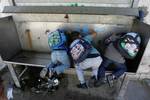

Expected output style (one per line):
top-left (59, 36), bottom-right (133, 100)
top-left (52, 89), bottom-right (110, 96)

top-left (40, 68), bottom-right (48, 78)
top-left (76, 83), bottom-right (88, 89)
top-left (94, 77), bottom-right (106, 87)
top-left (106, 74), bottom-right (114, 87)
top-left (88, 76), bottom-right (96, 88)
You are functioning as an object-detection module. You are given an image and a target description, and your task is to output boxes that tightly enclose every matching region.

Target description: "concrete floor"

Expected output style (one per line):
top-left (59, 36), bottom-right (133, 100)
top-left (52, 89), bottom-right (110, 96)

top-left (124, 80), bottom-right (150, 100)
top-left (1, 66), bottom-right (150, 100)
top-left (1, 67), bottom-right (150, 100)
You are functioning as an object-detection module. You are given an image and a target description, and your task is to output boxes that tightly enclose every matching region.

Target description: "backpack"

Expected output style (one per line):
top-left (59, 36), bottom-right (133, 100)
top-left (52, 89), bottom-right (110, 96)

top-left (70, 39), bottom-right (92, 63)
top-left (115, 32), bottom-right (141, 59)
top-left (48, 30), bottom-right (66, 50)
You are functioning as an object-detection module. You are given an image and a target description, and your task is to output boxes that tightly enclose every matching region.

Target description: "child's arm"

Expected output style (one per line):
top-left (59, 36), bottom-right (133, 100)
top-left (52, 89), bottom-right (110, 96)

top-left (104, 33), bottom-right (120, 45)
top-left (89, 28), bottom-right (97, 39)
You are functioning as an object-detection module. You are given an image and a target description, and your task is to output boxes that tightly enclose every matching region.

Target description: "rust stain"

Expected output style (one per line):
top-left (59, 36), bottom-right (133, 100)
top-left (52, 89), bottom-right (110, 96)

top-left (25, 29), bottom-right (32, 49)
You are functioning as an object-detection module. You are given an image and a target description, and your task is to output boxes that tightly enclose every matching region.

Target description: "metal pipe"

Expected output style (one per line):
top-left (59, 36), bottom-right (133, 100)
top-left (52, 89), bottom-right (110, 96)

top-left (18, 66), bottom-right (28, 79)
top-left (12, 0), bottom-right (16, 6)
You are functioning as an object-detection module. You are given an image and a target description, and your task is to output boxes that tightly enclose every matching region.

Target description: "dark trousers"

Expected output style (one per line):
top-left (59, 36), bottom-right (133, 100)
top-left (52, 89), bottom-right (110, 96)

top-left (97, 57), bottom-right (127, 79)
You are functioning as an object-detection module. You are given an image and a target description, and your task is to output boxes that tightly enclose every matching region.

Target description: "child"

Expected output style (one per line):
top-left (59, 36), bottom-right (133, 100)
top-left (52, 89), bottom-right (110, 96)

top-left (96, 32), bottom-right (141, 87)
top-left (40, 29), bottom-right (70, 79)
top-left (70, 30), bottom-right (102, 89)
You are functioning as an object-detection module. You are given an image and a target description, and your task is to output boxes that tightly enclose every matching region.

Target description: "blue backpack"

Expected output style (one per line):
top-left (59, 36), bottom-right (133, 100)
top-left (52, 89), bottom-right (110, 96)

top-left (70, 39), bottom-right (92, 63)
top-left (48, 30), bottom-right (66, 50)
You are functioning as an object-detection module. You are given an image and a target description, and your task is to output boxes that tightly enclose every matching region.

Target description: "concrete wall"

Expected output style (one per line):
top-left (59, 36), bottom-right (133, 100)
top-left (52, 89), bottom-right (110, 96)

top-left (136, 0), bottom-right (150, 74)
top-left (138, 0), bottom-right (150, 25)
top-left (13, 14), bottom-right (133, 52)
top-left (2, 0), bottom-right (150, 75)
top-left (137, 40), bottom-right (150, 74)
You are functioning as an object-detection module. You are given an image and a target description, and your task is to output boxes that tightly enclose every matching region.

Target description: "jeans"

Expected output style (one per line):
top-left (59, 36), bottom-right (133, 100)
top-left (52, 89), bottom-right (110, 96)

top-left (47, 50), bottom-right (70, 74)
top-left (75, 56), bottom-right (102, 84)
top-left (98, 57), bottom-right (127, 79)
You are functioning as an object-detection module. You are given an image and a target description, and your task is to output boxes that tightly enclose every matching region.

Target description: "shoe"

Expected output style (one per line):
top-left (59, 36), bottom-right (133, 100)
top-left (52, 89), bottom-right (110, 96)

top-left (88, 76), bottom-right (97, 88)
top-left (94, 77), bottom-right (106, 87)
top-left (76, 83), bottom-right (88, 89)
top-left (40, 68), bottom-right (48, 78)
top-left (106, 74), bottom-right (114, 87)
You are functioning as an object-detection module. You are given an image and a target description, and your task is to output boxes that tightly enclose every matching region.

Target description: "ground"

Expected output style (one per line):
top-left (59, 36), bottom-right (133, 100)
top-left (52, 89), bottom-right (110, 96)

top-left (1, 67), bottom-right (122, 100)
top-left (123, 80), bottom-right (150, 100)
top-left (1, 67), bottom-right (150, 100)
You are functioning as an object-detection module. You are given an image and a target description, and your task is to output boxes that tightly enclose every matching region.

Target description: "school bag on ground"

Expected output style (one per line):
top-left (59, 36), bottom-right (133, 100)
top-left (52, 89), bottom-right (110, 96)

top-left (115, 32), bottom-right (141, 59)
top-left (70, 39), bottom-right (92, 63)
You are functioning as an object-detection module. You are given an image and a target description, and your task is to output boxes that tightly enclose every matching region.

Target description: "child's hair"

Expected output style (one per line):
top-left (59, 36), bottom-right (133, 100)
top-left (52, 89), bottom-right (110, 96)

top-left (71, 31), bottom-right (81, 41)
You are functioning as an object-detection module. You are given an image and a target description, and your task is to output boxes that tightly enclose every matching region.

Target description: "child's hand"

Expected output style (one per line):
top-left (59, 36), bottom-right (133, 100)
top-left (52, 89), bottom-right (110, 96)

top-left (89, 27), bottom-right (97, 38)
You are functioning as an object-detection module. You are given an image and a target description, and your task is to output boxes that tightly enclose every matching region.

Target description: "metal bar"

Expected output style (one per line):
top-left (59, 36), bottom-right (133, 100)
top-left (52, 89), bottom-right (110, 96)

top-left (0, 56), bottom-right (6, 71)
top-left (8, 0), bottom-right (16, 6)
top-left (131, 0), bottom-right (139, 8)
top-left (18, 66), bottom-right (28, 79)
top-left (7, 64), bottom-right (21, 88)
top-left (4, 61), bottom-right (46, 67)
top-left (12, 0), bottom-right (16, 6)
top-left (3, 6), bottom-right (139, 17)
top-left (0, 63), bottom-right (6, 71)
top-left (131, 0), bottom-right (135, 8)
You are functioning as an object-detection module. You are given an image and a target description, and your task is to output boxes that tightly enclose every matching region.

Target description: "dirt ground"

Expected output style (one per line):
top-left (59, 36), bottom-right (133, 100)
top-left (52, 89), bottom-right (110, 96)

top-left (2, 66), bottom-right (150, 100)
top-left (0, 67), bottom-right (121, 100)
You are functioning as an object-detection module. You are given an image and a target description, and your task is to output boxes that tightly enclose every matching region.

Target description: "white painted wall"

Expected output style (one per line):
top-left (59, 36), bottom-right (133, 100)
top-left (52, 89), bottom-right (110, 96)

top-left (137, 40), bottom-right (150, 73)
top-left (138, 0), bottom-right (150, 25)
top-left (137, 0), bottom-right (150, 74)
